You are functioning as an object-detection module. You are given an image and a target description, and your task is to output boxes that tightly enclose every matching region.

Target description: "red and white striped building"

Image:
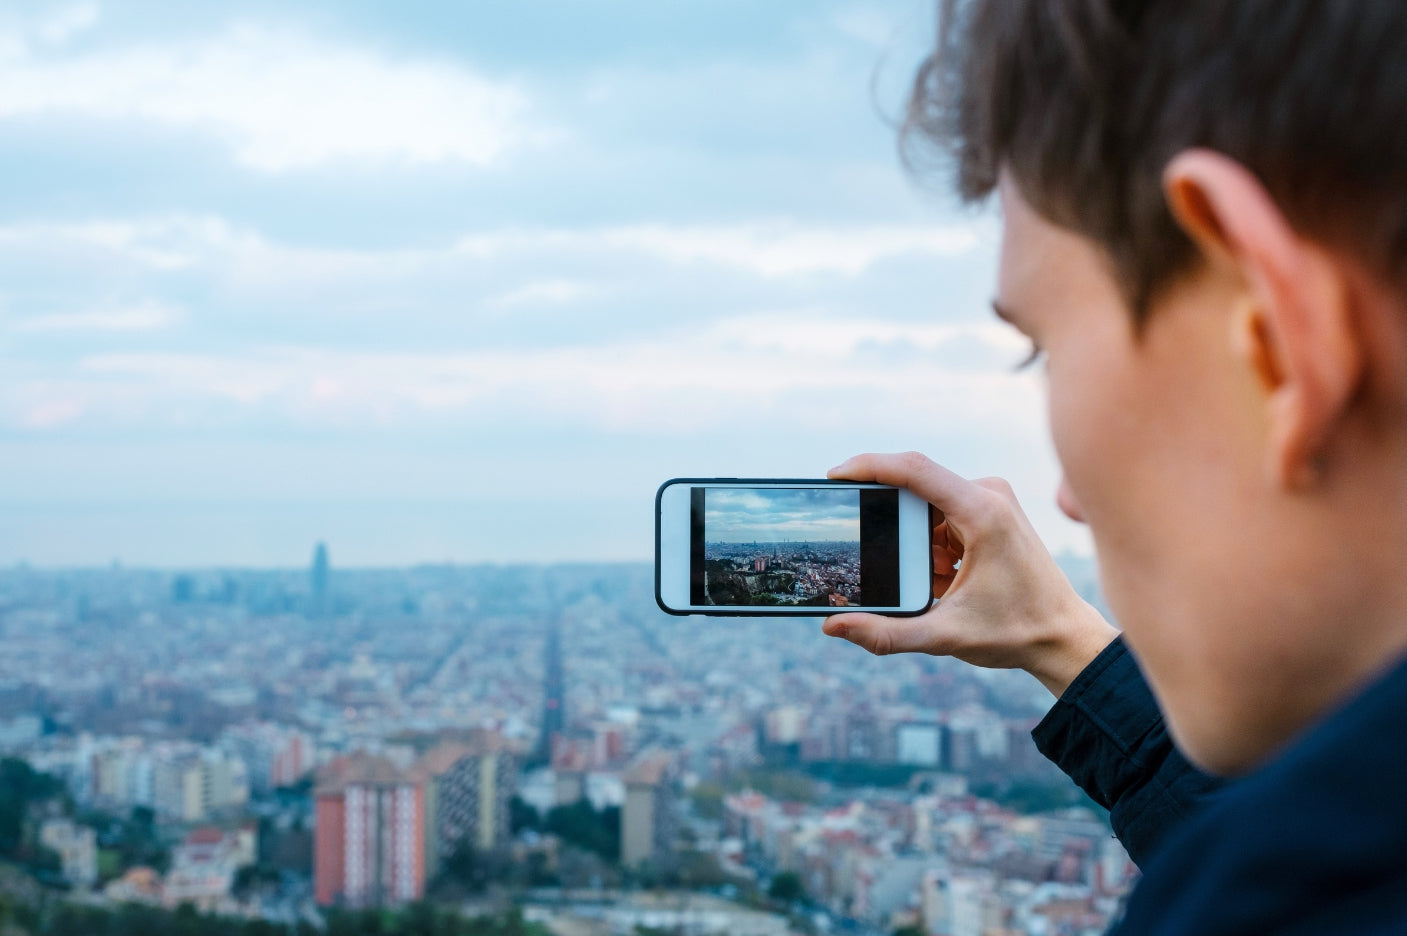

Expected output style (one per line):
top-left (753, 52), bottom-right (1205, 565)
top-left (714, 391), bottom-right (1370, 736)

top-left (315, 753), bottom-right (424, 907)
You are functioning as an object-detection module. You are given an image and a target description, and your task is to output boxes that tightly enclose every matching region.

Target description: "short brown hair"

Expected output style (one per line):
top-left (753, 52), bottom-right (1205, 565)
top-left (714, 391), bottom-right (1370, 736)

top-left (906, 0), bottom-right (1407, 315)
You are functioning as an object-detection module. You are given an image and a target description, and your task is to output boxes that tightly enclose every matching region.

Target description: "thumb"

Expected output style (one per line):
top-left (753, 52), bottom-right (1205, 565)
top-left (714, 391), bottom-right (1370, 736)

top-left (822, 611), bottom-right (937, 657)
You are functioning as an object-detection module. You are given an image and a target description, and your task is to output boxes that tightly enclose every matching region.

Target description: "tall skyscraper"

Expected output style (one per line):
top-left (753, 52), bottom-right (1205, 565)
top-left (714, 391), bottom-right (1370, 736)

top-left (310, 541), bottom-right (330, 617)
top-left (538, 614), bottom-right (565, 762)
top-left (314, 753), bottom-right (424, 907)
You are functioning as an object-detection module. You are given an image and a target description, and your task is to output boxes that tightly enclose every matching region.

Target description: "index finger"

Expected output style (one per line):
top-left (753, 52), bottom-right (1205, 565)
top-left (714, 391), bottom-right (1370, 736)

top-left (828, 451), bottom-right (979, 521)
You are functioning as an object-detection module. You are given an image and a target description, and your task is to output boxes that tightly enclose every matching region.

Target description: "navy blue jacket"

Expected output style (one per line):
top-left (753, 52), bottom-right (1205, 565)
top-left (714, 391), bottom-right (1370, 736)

top-left (1032, 636), bottom-right (1407, 933)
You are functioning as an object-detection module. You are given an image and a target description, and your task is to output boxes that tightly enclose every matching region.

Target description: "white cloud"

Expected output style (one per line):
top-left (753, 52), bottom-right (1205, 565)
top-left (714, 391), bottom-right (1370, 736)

top-left (13, 299), bottom-right (179, 333)
top-left (831, 6), bottom-right (901, 47)
top-left (707, 314), bottom-right (1022, 356)
top-left (0, 214), bottom-right (984, 282)
top-left (34, 3), bottom-right (100, 46)
top-left (461, 220), bottom-right (979, 280)
top-left (0, 25), bottom-right (534, 171)
top-left (22, 399), bottom-right (83, 429)
top-left (31, 314), bottom-right (1036, 435)
top-left (492, 279), bottom-right (595, 308)
top-left (593, 224), bottom-right (979, 277)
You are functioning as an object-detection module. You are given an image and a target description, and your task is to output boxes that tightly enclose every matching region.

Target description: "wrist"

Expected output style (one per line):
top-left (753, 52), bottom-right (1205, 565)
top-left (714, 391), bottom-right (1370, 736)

top-left (1027, 600), bottom-right (1121, 698)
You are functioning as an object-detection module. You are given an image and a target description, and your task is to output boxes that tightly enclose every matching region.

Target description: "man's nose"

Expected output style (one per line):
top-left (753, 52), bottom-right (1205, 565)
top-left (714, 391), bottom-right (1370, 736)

top-left (1057, 477), bottom-right (1086, 523)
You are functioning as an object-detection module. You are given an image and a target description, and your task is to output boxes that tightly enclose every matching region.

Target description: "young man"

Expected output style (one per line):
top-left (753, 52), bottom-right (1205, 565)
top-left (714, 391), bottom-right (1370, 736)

top-left (827, 2), bottom-right (1407, 931)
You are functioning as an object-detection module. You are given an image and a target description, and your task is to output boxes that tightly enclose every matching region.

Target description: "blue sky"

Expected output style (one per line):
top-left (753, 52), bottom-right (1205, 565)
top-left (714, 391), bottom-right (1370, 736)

top-left (0, 0), bottom-right (1089, 567)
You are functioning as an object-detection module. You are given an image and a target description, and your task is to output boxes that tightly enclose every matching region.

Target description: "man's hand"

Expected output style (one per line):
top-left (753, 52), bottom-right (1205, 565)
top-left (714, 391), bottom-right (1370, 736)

top-left (824, 452), bottom-right (1119, 697)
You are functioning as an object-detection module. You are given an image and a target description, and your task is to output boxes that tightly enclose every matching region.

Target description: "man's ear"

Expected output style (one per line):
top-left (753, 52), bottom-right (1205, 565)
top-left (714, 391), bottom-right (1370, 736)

top-left (1163, 149), bottom-right (1363, 489)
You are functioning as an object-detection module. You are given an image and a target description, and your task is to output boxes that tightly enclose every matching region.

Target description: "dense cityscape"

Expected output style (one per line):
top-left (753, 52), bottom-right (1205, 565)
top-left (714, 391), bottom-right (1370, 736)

top-left (0, 548), bottom-right (1131, 935)
top-left (702, 543), bottom-right (862, 607)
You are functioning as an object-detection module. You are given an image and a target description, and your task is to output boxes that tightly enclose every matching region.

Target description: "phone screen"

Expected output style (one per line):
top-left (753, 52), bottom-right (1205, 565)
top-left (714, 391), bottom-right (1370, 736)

top-left (688, 486), bottom-right (900, 608)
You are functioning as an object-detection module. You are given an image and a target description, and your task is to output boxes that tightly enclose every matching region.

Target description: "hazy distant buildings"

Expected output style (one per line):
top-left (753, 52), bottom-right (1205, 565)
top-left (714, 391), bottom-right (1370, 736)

top-left (0, 560), bottom-right (1128, 930)
top-left (89, 741), bottom-right (247, 821)
top-left (153, 752), bottom-right (249, 822)
top-left (921, 869), bottom-right (1000, 936)
top-left (272, 731), bottom-right (315, 789)
top-left (92, 741), bottom-right (152, 807)
top-left (897, 723), bottom-right (943, 768)
top-left (222, 723), bottom-right (317, 793)
top-left (549, 732), bottom-right (594, 806)
top-left (314, 752), bottom-right (424, 907)
top-left (0, 714), bottom-right (42, 751)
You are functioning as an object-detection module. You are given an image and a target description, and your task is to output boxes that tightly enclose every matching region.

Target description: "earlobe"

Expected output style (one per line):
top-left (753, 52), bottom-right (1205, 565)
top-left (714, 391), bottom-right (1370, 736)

top-left (1164, 150), bottom-right (1365, 492)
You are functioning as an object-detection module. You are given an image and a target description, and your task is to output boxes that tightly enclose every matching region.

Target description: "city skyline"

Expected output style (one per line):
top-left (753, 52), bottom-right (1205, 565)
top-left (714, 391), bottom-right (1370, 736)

top-left (0, 556), bottom-right (1129, 931)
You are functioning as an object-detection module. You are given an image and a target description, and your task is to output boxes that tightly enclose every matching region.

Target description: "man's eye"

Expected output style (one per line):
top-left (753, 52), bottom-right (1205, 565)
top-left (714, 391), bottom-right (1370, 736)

top-left (1013, 343), bottom-right (1045, 372)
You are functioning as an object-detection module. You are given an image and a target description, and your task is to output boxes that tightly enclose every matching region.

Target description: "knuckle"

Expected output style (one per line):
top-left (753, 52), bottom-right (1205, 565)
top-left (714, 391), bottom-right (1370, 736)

top-left (970, 487), bottom-right (1014, 531)
top-left (975, 476), bottom-right (1015, 499)
top-left (898, 450), bottom-right (930, 475)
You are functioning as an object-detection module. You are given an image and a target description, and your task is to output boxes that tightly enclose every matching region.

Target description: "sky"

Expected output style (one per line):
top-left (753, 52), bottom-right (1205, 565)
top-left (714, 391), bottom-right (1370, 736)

top-left (705, 488), bottom-right (860, 544)
top-left (0, 0), bottom-right (1091, 567)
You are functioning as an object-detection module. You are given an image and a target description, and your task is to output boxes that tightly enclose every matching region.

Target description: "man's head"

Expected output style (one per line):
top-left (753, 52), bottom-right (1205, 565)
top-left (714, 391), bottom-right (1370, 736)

top-left (910, 0), bottom-right (1407, 315)
top-left (912, 1), bottom-right (1407, 773)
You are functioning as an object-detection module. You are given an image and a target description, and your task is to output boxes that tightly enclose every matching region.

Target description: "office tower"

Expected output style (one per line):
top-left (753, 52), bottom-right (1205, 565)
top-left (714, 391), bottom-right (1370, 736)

top-left (310, 542), bottom-right (330, 617)
top-left (538, 614), bottom-right (565, 762)
top-left (415, 737), bottom-right (515, 881)
top-left (621, 750), bottom-right (677, 869)
top-left (314, 753), bottom-right (424, 907)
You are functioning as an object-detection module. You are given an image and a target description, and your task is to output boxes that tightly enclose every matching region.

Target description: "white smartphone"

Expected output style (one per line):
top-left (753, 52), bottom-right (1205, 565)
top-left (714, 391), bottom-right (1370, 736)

top-left (655, 478), bottom-right (933, 616)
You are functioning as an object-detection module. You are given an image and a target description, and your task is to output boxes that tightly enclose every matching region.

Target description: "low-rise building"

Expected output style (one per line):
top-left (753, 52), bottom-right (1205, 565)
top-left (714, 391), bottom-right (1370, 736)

top-left (163, 826), bottom-right (256, 913)
top-left (38, 818), bottom-right (97, 888)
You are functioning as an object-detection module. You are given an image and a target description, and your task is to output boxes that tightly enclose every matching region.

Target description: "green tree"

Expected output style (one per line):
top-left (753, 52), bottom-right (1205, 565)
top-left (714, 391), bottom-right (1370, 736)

top-left (232, 863), bottom-right (281, 899)
top-left (545, 800), bottom-right (620, 863)
top-left (729, 769), bottom-right (816, 804)
top-left (435, 842), bottom-right (513, 895)
top-left (88, 804), bottom-right (172, 875)
top-left (0, 757), bottom-right (67, 860)
top-left (767, 870), bottom-right (806, 904)
top-left (689, 782), bottom-right (725, 820)
top-left (509, 795), bottom-right (541, 834)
